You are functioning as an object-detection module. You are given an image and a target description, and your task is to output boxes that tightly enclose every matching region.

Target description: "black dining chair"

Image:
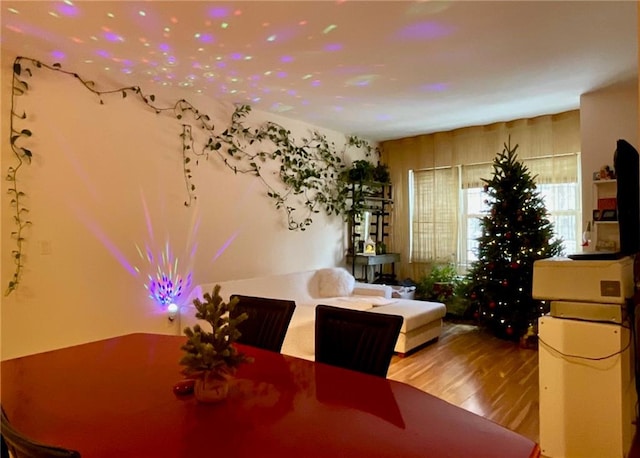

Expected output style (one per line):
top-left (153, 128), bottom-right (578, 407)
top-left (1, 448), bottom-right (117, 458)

top-left (230, 295), bottom-right (296, 352)
top-left (315, 304), bottom-right (403, 378)
top-left (1, 405), bottom-right (81, 458)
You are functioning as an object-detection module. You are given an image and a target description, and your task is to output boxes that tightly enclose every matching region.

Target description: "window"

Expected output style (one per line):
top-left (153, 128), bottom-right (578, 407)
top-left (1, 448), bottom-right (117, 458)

top-left (411, 154), bottom-right (581, 270)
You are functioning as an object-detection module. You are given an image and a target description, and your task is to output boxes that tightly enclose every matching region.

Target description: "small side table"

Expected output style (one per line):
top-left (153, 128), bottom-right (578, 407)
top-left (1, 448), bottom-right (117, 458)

top-left (346, 253), bottom-right (400, 283)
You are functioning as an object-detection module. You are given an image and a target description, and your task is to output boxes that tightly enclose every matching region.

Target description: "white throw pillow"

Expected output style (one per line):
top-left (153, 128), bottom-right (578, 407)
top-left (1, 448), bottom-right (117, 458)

top-left (316, 268), bottom-right (356, 297)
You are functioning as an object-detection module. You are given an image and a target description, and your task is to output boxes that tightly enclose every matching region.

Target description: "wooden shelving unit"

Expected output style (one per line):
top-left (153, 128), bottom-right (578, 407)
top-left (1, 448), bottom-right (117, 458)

top-left (346, 181), bottom-right (399, 283)
top-left (592, 179), bottom-right (620, 251)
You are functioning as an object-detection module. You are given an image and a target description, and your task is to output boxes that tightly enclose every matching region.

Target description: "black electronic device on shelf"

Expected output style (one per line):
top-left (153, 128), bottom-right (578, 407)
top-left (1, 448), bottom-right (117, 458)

top-left (569, 139), bottom-right (640, 260)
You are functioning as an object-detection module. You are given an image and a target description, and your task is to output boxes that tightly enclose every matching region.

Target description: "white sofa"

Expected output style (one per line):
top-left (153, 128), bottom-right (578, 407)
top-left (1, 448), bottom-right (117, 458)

top-left (180, 268), bottom-right (446, 361)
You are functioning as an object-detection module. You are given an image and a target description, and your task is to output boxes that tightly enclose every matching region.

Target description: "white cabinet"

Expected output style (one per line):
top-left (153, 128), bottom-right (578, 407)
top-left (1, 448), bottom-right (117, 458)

top-left (539, 316), bottom-right (636, 457)
top-left (592, 179), bottom-right (620, 251)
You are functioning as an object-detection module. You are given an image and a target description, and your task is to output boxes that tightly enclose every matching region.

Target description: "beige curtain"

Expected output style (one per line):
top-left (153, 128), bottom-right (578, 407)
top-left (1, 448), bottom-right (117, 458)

top-left (410, 167), bottom-right (459, 264)
top-left (381, 110), bottom-right (580, 281)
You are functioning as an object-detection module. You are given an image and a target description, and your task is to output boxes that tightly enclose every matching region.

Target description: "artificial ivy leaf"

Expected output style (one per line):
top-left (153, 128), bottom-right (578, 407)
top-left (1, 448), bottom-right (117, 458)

top-left (185, 157), bottom-right (191, 163)
top-left (13, 62), bottom-right (21, 76)
top-left (122, 91), bottom-right (127, 98)
top-left (150, 94), bottom-right (156, 102)
top-left (22, 148), bottom-right (32, 158)
top-left (177, 114), bottom-right (182, 120)
top-left (52, 62), bottom-right (62, 68)
top-left (20, 129), bottom-right (32, 137)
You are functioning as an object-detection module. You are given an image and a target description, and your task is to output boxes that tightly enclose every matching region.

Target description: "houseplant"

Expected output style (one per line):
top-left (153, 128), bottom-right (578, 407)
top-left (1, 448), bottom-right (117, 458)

top-left (179, 284), bottom-right (252, 403)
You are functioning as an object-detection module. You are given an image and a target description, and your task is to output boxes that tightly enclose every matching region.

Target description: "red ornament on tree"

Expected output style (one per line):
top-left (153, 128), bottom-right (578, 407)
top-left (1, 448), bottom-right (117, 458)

top-left (506, 326), bottom-right (514, 336)
top-left (510, 262), bottom-right (519, 269)
top-left (489, 301), bottom-right (496, 309)
top-left (502, 279), bottom-right (508, 287)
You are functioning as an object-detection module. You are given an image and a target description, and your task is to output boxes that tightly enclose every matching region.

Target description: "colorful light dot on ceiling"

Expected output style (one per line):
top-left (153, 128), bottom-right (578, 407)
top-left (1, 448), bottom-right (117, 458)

top-left (139, 10), bottom-right (146, 17)
top-left (323, 24), bottom-right (337, 34)
top-left (8, 7), bottom-right (19, 14)
top-left (267, 35), bottom-right (277, 42)
top-left (57, 2), bottom-right (78, 16)
top-left (208, 7), bottom-right (230, 18)
top-left (221, 22), bottom-right (229, 29)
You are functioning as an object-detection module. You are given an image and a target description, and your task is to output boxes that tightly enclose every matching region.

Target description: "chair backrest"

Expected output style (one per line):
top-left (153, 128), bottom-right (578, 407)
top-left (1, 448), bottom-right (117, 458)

top-left (1, 406), bottom-right (81, 458)
top-left (230, 295), bottom-right (296, 352)
top-left (315, 304), bottom-right (403, 378)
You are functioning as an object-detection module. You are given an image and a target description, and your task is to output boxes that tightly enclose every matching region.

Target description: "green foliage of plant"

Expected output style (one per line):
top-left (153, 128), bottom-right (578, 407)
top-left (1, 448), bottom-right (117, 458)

top-left (5, 56), bottom-right (383, 294)
top-left (179, 285), bottom-right (252, 377)
top-left (415, 263), bottom-right (461, 303)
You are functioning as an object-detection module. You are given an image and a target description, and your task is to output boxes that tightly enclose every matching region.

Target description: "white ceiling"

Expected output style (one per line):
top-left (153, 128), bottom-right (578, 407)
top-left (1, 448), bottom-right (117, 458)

top-left (1, 1), bottom-right (637, 142)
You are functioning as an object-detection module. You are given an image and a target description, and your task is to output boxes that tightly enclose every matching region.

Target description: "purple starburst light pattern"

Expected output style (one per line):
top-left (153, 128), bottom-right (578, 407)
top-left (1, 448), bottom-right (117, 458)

top-left (96, 49), bottom-right (111, 58)
top-left (397, 21), bottom-right (454, 40)
top-left (141, 244), bottom-right (193, 307)
top-left (324, 43), bottom-right (342, 52)
top-left (281, 55), bottom-right (293, 63)
top-left (158, 43), bottom-right (170, 52)
top-left (277, 71), bottom-right (287, 78)
top-left (230, 52), bottom-right (243, 60)
top-left (147, 268), bottom-right (192, 306)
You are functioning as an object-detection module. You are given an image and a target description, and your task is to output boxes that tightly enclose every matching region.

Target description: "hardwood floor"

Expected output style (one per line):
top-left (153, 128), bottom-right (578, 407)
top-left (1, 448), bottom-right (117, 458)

top-left (387, 321), bottom-right (540, 443)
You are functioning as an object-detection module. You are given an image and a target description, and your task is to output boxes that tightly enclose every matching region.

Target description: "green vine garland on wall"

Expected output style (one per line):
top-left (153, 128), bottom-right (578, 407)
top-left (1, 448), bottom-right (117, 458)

top-left (6, 56), bottom-right (379, 295)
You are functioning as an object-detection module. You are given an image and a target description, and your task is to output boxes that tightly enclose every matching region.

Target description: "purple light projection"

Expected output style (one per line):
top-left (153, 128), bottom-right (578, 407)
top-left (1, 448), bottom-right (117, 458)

top-left (397, 21), bottom-right (454, 40)
top-left (208, 7), bottom-right (231, 19)
top-left (324, 43), bottom-right (342, 52)
top-left (51, 50), bottom-right (65, 60)
top-left (420, 82), bottom-right (449, 92)
top-left (144, 252), bottom-right (192, 307)
top-left (197, 33), bottom-right (215, 44)
top-left (55, 3), bottom-right (79, 17)
top-left (103, 31), bottom-right (123, 42)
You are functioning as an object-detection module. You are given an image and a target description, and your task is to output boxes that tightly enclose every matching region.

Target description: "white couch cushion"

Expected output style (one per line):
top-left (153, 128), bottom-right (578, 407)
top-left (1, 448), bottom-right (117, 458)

top-left (370, 300), bottom-right (446, 333)
top-left (315, 268), bottom-right (355, 297)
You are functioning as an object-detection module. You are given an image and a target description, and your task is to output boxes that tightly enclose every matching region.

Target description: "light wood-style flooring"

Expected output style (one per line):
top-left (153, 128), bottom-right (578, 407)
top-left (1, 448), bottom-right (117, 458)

top-left (387, 321), bottom-right (540, 443)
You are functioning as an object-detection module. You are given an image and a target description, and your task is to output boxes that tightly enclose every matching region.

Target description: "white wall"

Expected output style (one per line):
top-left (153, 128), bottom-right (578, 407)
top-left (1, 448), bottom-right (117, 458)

top-left (579, 80), bottom-right (638, 232)
top-left (0, 54), bottom-right (368, 359)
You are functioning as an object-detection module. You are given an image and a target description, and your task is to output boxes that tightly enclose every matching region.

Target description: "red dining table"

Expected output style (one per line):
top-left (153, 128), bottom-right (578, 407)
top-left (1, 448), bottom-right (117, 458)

top-left (1, 333), bottom-right (540, 457)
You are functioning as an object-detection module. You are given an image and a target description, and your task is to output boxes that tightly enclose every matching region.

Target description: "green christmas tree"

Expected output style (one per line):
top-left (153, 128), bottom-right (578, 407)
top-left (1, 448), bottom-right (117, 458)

top-left (466, 138), bottom-right (564, 340)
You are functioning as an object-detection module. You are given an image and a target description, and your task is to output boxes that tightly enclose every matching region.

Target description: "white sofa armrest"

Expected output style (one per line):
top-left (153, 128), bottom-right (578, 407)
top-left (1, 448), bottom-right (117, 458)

top-left (352, 283), bottom-right (393, 299)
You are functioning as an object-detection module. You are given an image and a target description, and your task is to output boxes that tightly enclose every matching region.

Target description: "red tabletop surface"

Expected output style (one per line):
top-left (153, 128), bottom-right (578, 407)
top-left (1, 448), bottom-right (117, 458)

top-left (1, 333), bottom-right (540, 458)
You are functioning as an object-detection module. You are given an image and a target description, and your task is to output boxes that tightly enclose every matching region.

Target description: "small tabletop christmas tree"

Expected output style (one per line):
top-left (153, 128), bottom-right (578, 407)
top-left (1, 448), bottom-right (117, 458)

top-left (180, 285), bottom-right (252, 378)
top-left (466, 137), bottom-right (563, 340)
